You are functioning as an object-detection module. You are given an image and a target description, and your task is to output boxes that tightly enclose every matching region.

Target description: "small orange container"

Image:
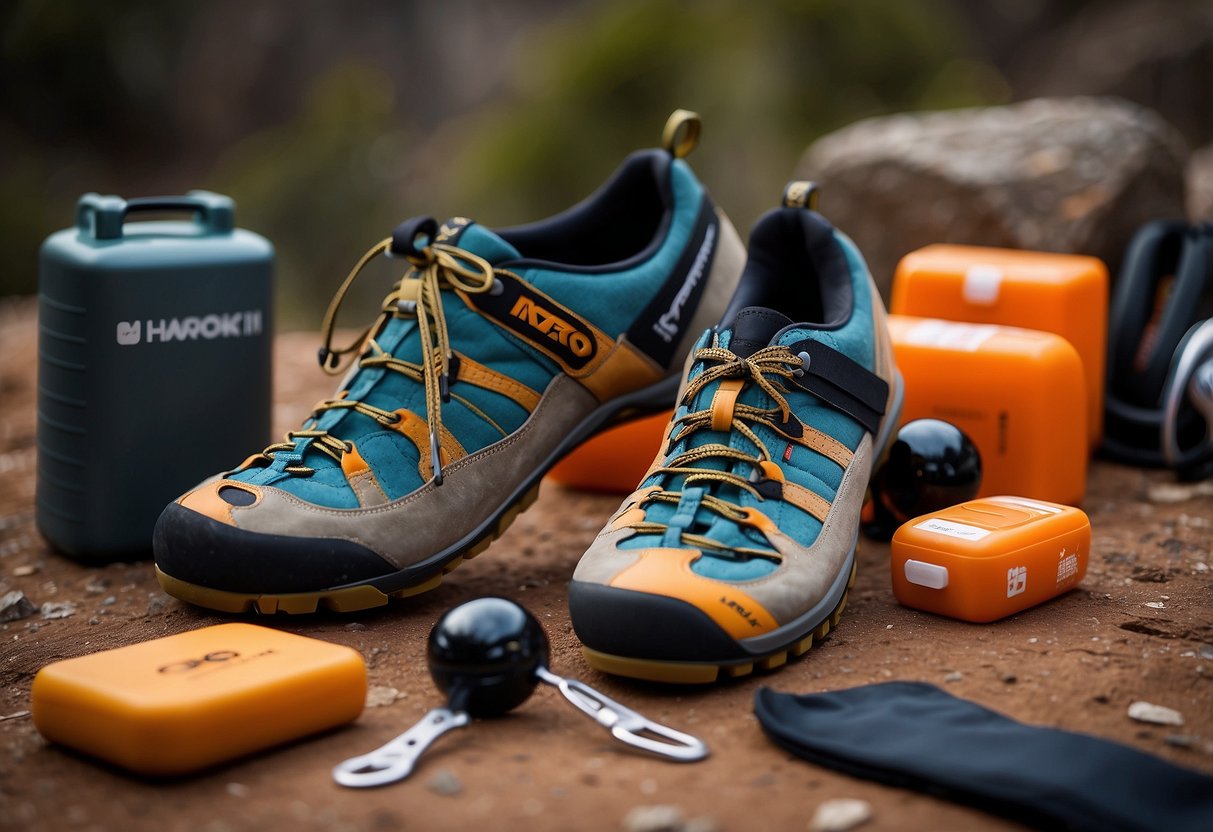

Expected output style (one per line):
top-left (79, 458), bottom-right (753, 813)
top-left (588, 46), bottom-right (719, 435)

top-left (891, 245), bottom-right (1107, 448)
top-left (891, 496), bottom-right (1090, 622)
top-left (547, 410), bottom-right (672, 493)
top-left (31, 623), bottom-right (366, 776)
top-left (889, 315), bottom-right (1087, 506)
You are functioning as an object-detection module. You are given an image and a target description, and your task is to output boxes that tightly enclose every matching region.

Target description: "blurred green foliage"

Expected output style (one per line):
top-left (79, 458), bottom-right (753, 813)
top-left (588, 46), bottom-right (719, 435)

top-left (2, 0), bottom-right (1008, 328)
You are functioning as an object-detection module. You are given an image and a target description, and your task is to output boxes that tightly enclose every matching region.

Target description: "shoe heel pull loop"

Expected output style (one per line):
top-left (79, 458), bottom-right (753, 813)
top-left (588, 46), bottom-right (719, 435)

top-left (332, 707), bottom-right (469, 788)
top-left (534, 667), bottom-right (709, 762)
top-left (662, 110), bottom-right (701, 159)
top-left (782, 181), bottom-right (819, 211)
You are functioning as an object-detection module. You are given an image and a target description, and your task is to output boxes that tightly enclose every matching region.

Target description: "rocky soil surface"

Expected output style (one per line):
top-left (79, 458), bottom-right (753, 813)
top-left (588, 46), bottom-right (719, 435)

top-left (2, 297), bottom-right (1210, 831)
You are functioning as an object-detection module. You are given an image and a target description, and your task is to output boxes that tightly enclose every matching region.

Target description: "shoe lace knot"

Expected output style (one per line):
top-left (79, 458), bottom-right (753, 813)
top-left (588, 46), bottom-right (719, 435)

top-left (260, 217), bottom-right (498, 485)
top-left (625, 337), bottom-right (807, 560)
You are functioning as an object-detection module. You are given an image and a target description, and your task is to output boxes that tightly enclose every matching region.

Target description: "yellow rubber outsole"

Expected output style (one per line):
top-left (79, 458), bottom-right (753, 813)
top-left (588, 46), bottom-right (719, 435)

top-left (581, 560), bottom-right (857, 684)
top-left (157, 483), bottom-right (542, 614)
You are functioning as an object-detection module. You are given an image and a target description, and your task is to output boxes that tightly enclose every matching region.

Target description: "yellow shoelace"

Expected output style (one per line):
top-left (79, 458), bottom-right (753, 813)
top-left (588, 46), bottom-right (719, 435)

top-left (626, 339), bottom-right (806, 558)
top-left (257, 235), bottom-right (497, 484)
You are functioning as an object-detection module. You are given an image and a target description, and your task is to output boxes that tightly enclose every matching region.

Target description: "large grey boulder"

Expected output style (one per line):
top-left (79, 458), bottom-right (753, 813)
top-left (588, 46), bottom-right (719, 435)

top-left (797, 97), bottom-right (1189, 298)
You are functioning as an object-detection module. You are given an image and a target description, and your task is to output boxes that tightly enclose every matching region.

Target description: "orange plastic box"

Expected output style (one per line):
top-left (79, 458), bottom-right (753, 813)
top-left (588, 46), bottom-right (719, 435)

top-left (891, 496), bottom-right (1090, 622)
top-left (891, 244), bottom-right (1107, 448)
top-left (889, 315), bottom-right (1087, 506)
top-left (31, 623), bottom-right (366, 776)
top-left (548, 410), bottom-right (672, 493)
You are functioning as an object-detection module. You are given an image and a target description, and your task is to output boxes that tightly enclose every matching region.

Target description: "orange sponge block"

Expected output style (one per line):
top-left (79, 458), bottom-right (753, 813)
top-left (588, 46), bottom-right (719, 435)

top-left (31, 623), bottom-right (366, 776)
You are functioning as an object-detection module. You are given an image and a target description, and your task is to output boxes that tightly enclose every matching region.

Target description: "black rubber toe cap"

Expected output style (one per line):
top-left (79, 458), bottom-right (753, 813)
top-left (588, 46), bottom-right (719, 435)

top-left (568, 580), bottom-right (752, 662)
top-left (153, 503), bottom-right (397, 594)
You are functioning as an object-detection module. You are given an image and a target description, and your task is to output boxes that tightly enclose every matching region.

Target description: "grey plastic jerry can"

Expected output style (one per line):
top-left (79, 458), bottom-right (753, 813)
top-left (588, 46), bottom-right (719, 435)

top-left (37, 191), bottom-right (274, 560)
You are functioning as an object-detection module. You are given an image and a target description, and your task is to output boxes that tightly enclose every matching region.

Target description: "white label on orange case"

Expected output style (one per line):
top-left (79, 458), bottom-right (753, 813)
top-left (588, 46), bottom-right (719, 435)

top-left (1007, 566), bottom-right (1028, 597)
top-left (963, 265), bottom-right (1003, 305)
top-left (914, 518), bottom-right (992, 540)
top-left (903, 320), bottom-right (999, 352)
top-left (1056, 548), bottom-right (1080, 584)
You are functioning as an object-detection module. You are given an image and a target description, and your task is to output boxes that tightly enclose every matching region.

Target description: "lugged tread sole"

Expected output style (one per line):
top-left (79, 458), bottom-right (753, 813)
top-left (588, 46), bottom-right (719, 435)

top-left (155, 483), bottom-right (542, 615)
top-left (581, 561), bottom-right (856, 684)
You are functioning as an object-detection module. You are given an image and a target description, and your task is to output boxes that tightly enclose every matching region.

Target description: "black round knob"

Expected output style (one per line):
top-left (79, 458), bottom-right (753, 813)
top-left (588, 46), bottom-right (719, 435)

top-left (865, 418), bottom-right (983, 540)
top-left (426, 596), bottom-right (549, 717)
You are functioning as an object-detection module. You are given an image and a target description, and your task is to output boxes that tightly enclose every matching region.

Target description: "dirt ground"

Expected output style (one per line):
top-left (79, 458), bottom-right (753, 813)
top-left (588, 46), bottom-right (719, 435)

top-left (2, 295), bottom-right (1211, 832)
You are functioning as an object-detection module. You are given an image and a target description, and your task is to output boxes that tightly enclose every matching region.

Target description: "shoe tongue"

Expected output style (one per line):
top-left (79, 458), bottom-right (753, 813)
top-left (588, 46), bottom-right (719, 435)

top-left (726, 307), bottom-right (794, 358)
top-left (435, 217), bottom-right (521, 264)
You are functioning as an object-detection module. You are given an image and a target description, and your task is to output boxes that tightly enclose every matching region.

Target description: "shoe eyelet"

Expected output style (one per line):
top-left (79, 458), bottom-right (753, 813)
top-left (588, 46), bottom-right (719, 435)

top-left (489, 278), bottom-right (504, 296)
top-left (793, 351), bottom-right (811, 377)
top-left (397, 299), bottom-right (417, 314)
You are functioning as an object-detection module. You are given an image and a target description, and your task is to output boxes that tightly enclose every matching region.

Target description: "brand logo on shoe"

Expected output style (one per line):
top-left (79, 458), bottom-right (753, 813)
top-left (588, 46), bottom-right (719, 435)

top-left (653, 224), bottom-right (716, 343)
top-left (116, 310), bottom-right (264, 346)
top-left (436, 217), bottom-right (471, 243)
top-left (467, 274), bottom-right (599, 371)
top-left (509, 297), bottom-right (594, 358)
top-left (720, 595), bottom-right (763, 629)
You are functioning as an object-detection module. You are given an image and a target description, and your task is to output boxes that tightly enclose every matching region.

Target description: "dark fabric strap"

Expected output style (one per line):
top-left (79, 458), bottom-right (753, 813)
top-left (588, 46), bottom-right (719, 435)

top-left (786, 338), bottom-right (888, 436)
top-left (755, 682), bottom-right (1213, 832)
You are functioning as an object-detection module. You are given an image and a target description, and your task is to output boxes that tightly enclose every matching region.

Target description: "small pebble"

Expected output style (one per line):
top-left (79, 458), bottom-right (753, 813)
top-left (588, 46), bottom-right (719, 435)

top-left (426, 769), bottom-right (463, 797)
top-left (1027, 637), bottom-right (1038, 644)
top-left (0, 590), bottom-right (37, 623)
top-left (365, 686), bottom-right (401, 708)
top-left (40, 601), bottom-right (76, 620)
top-left (1164, 735), bottom-right (1197, 749)
top-left (12, 565), bottom-right (37, 577)
top-left (88, 617), bottom-right (99, 626)
top-left (145, 594), bottom-right (169, 616)
top-left (944, 671), bottom-right (963, 683)
top-left (344, 622), bottom-right (367, 631)
top-left (1199, 645), bottom-right (1213, 660)
top-left (101, 596), bottom-right (116, 606)
top-left (1143, 601), bottom-right (1166, 609)
top-left (1128, 701), bottom-right (1184, 726)
top-left (623, 805), bottom-right (685, 832)
top-left (810, 798), bottom-right (873, 832)
top-left (1001, 674), bottom-right (1018, 684)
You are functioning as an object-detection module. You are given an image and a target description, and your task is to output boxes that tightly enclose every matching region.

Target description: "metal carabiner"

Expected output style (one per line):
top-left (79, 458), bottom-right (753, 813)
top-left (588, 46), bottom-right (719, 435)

top-left (535, 667), bottom-right (709, 762)
top-left (332, 708), bottom-right (469, 788)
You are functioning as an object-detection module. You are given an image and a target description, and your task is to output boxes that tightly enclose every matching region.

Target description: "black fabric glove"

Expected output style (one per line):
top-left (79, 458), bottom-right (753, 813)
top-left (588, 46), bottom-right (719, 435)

top-left (755, 681), bottom-right (1213, 832)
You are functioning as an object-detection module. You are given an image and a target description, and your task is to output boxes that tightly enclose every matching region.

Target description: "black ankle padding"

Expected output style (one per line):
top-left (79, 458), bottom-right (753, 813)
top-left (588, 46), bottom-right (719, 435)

top-left (721, 208), bottom-right (853, 330)
top-left (496, 150), bottom-right (672, 268)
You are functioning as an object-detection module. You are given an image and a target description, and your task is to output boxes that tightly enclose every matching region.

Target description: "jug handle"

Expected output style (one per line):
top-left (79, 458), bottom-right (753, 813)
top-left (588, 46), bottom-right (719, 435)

top-left (76, 190), bottom-right (234, 240)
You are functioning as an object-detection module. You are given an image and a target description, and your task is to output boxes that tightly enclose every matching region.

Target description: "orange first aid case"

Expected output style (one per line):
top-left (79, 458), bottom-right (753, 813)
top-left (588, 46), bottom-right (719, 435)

top-left (891, 244), bottom-right (1107, 447)
top-left (31, 623), bottom-right (366, 776)
top-left (888, 315), bottom-right (1088, 506)
top-left (891, 496), bottom-right (1090, 622)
